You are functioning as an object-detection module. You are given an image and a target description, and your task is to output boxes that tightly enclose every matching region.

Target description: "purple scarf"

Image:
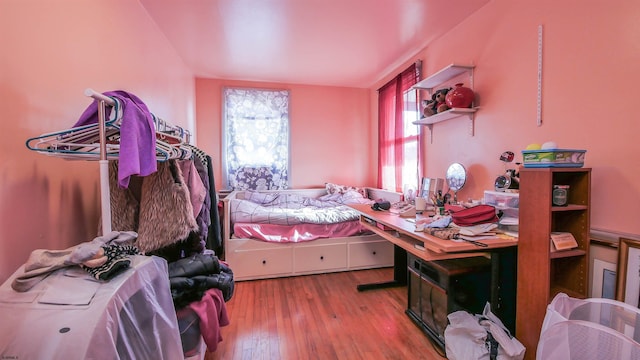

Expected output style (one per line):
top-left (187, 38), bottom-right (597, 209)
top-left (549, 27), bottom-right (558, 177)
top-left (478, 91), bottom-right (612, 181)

top-left (75, 90), bottom-right (157, 188)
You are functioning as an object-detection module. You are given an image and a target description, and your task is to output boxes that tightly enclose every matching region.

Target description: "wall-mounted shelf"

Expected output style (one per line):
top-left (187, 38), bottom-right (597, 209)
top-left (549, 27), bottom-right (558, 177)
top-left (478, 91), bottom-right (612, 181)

top-left (412, 64), bottom-right (475, 92)
top-left (412, 107), bottom-right (478, 125)
top-left (412, 64), bottom-right (476, 142)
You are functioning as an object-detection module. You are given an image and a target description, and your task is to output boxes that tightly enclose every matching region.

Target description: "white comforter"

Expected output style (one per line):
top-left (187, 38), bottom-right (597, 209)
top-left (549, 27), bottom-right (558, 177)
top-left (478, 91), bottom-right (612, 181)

top-left (229, 190), bottom-right (374, 225)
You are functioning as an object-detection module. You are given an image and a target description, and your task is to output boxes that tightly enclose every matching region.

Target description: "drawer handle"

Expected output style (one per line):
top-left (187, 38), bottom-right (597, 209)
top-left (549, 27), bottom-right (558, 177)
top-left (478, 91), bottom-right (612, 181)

top-left (320, 256), bottom-right (324, 261)
top-left (372, 251), bottom-right (377, 255)
top-left (261, 259), bottom-right (267, 265)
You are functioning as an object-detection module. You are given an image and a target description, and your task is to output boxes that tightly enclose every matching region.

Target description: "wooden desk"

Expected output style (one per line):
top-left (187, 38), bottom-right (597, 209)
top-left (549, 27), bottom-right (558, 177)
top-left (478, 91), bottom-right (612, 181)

top-left (349, 204), bottom-right (519, 333)
top-left (351, 204), bottom-right (518, 255)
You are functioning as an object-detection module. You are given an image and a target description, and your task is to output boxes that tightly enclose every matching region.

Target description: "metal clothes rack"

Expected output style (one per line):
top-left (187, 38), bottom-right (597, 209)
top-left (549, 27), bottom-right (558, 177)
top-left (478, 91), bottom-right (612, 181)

top-left (26, 88), bottom-right (191, 236)
top-left (84, 88), bottom-right (115, 235)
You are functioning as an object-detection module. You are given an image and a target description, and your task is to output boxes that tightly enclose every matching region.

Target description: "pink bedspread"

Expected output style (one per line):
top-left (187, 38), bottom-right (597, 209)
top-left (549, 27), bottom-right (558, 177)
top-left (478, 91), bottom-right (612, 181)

top-left (233, 220), bottom-right (370, 243)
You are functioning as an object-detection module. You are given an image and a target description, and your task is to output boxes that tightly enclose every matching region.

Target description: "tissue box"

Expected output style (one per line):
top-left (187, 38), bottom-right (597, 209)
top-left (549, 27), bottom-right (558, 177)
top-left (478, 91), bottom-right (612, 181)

top-left (521, 149), bottom-right (586, 168)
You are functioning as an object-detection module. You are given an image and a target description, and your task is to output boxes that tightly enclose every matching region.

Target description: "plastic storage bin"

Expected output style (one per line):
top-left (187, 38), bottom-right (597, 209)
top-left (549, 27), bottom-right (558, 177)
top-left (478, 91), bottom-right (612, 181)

top-left (484, 190), bottom-right (519, 234)
top-left (521, 149), bottom-right (586, 168)
top-left (484, 190), bottom-right (519, 208)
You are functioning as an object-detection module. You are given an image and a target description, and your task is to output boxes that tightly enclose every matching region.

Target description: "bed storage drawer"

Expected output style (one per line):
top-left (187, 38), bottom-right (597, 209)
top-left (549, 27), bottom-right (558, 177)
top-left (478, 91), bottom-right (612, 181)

top-left (227, 244), bottom-right (293, 280)
top-left (348, 240), bottom-right (394, 269)
top-left (294, 243), bottom-right (347, 273)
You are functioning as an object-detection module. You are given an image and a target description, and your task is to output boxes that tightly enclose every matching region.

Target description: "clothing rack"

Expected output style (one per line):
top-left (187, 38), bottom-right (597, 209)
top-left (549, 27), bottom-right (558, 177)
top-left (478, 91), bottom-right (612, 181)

top-left (26, 89), bottom-right (192, 236)
top-left (84, 88), bottom-right (115, 235)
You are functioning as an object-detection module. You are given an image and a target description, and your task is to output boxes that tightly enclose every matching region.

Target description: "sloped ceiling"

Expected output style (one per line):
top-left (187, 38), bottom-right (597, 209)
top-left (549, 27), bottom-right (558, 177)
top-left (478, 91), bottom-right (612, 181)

top-left (140, 0), bottom-right (490, 88)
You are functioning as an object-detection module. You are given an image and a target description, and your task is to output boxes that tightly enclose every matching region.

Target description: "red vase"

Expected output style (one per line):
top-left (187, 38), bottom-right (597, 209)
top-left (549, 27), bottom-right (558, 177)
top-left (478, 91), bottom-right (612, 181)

top-left (445, 83), bottom-right (475, 108)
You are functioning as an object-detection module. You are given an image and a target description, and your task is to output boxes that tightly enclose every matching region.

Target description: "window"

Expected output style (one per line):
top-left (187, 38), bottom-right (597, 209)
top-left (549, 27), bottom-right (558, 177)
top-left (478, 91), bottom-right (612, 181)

top-left (378, 63), bottom-right (421, 197)
top-left (223, 88), bottom-right (290, 190)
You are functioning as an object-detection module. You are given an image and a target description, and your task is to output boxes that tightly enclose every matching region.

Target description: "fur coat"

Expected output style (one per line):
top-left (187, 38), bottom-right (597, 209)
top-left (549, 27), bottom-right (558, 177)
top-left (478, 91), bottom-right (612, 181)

top-left (109, 160), bottom-right (199, 253)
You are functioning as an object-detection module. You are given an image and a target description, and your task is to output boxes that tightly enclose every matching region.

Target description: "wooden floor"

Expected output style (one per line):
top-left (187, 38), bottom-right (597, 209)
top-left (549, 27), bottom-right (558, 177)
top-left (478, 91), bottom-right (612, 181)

top-left (204, 268), bottom-right (446, 360)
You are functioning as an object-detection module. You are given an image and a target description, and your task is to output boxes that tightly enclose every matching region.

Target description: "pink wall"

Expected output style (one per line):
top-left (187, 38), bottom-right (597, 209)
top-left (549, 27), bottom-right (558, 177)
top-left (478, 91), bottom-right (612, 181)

top-left (0, 0), bottom-right (195, 284)
top-left (195, 78), bottom-right (376, 190)
top-left (373, 0), bottom-right (640, 237)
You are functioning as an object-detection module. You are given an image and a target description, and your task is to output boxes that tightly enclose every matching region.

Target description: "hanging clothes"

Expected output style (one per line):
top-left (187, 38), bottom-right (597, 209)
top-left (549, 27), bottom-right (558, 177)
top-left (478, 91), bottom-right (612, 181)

top-left (205, 154), bottom-right (223, 256)
top-left (183, 144), bottom-right (222, 256)
top-left (177, 159), bottom-right (206, 221)
top-left (109, 160), bottom-right (199, 254)
top-left (190, 155), bottom-right (211, 246)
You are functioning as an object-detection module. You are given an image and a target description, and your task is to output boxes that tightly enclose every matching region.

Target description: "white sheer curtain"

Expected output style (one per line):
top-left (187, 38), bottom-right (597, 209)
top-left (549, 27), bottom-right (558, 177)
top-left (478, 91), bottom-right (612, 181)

top-left (223, 88), bottom-right (290, 190)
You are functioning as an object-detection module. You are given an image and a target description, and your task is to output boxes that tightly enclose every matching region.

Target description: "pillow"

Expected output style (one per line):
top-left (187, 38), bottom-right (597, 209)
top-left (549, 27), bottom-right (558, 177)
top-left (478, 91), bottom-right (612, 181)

top-left (325, 182), bottom-right (367, 198)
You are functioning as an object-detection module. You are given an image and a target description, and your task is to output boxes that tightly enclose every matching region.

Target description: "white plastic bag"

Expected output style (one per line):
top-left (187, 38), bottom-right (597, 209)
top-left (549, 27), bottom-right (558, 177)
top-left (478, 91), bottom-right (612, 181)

top-left (445, 302), bottom-right (526, 360)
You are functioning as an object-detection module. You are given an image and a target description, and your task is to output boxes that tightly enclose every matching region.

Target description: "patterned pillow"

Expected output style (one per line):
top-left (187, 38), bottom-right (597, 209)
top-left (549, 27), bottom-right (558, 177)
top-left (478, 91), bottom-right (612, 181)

top-left (325, 182), bottom-right (367, 198)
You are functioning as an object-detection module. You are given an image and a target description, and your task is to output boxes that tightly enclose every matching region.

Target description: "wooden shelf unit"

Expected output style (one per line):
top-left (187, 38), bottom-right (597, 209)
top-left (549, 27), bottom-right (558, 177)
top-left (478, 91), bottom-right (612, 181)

top-left (516, 167), bottom-right (591, 359)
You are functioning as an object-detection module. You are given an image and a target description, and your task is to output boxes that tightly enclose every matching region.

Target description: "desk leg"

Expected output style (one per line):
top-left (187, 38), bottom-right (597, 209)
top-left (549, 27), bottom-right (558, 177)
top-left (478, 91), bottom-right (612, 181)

top-left (490, 247), bottom-right (517, 334)
top-left (357, 244), bottom-right (407, 291)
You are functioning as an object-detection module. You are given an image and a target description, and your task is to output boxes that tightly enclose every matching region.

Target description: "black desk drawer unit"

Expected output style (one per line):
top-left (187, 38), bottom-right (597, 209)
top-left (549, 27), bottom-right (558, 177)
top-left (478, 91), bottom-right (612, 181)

top-left (406, 253), bottom-right (492, 350)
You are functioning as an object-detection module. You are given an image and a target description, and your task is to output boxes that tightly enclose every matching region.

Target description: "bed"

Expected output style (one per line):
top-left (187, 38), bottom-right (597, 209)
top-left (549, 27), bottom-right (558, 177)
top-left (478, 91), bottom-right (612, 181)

top-left (222, 185), bottom-right (402, 281)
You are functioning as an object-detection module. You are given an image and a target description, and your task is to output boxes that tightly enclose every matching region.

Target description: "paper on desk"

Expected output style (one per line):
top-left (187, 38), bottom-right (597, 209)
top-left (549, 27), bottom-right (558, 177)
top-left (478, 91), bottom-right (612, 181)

top-left (458, 234), bottom-right (498, 241)
top-left (457, 223), bottom-right (498, 236)
top-left (499, 216), bottom-right (519, 226)
top-left (499, 230), bottom-right (519, 238)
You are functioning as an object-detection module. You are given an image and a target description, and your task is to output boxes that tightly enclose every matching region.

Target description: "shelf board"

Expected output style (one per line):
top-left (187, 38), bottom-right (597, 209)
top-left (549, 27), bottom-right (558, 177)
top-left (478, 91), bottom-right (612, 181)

top-left (551, 204), bottom-right (588, 212)
top-left (550, 248), bottom-right (586, 259)
top-left (413, 64), bottom-right (475, 91)
top-left (412, 107), bottom-right (478, 125)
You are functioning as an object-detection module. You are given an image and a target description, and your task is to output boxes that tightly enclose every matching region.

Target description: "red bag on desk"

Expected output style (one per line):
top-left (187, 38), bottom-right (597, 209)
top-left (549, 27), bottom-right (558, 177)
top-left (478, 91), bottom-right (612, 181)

top-left (450, 205), bottom-right (498, 227)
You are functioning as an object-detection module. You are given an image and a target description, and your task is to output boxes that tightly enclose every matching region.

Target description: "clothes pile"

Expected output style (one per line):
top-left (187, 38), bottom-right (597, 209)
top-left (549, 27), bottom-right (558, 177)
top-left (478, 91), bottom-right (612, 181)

top-left (11, 231), bottom-right (139, 292)
top-left (168, 253), bottom-right (234, 353)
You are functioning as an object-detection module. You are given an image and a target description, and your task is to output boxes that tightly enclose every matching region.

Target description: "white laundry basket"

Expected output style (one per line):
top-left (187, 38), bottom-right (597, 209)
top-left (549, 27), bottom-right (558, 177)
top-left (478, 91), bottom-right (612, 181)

top-left (537, 293), bottom-right (640, 360)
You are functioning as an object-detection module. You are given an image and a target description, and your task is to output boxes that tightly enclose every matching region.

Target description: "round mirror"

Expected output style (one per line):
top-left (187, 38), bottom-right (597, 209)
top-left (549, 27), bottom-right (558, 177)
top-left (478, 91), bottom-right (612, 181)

top-left (446, 163), bottom-right (467, 203)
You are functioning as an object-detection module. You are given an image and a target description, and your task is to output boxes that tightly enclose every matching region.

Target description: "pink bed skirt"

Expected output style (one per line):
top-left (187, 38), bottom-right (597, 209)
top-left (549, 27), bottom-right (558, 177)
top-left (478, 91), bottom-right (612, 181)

top-left (233, 220), bottom-right (371, 243)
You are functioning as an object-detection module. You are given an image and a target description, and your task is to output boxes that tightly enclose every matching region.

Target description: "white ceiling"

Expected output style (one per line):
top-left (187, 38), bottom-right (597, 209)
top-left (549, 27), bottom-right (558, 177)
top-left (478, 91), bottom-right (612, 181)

top-left (140, 0), bottom-right (490, 88)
